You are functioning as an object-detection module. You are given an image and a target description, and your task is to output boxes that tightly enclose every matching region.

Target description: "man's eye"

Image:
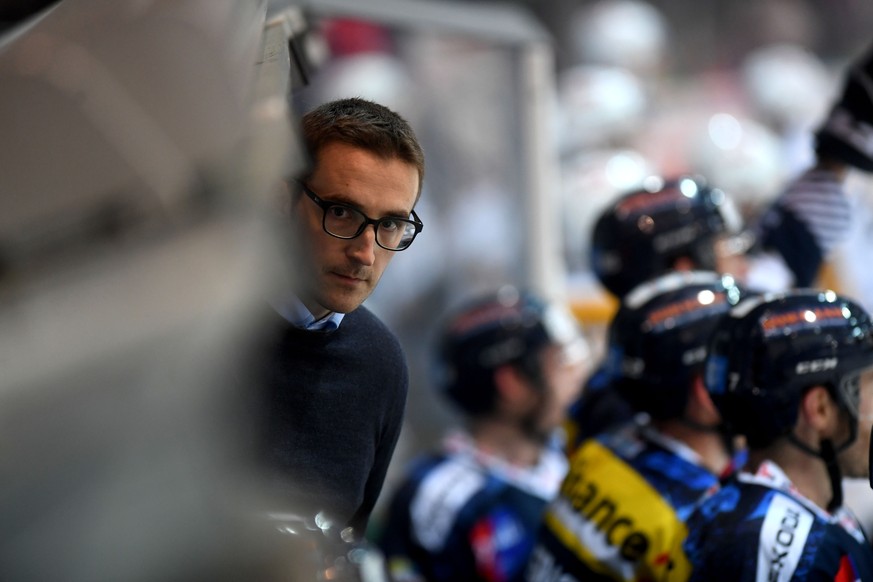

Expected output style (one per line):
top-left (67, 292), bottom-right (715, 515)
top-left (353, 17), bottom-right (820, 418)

top-left (379, 219), bottom-right (400, 232)
top-left (329, 206), bottom-right (352, 219)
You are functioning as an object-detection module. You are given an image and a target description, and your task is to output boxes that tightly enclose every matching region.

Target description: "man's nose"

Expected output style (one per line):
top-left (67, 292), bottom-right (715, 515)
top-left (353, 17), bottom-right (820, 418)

top-left (346, 225), bottom-right (377, 266)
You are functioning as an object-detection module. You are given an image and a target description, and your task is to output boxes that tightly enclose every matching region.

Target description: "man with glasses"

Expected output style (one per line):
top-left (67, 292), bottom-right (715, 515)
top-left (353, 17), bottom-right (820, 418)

top-left (251, 97), bottom-right (425, 538)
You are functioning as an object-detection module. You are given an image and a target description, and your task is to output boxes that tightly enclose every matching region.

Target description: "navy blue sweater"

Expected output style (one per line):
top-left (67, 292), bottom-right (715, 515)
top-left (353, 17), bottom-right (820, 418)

top-left (254, 305), bottom-right (408, 534)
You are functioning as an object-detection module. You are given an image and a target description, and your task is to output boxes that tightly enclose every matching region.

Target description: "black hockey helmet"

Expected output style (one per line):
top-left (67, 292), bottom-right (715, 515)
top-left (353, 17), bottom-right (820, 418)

top-left (436, 287), bottom-right (587, 416)
top-left (605, 271), bottom-right (747, 420)
top-left (590, 175), bottom-right (742, 298)
top-left (705, 290), bottom-right (873, 449)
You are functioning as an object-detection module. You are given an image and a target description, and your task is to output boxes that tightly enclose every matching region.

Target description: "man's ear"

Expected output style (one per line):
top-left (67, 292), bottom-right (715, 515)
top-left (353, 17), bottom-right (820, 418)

top-left (493, 365), bottom-right (537, 414)
top-left (799, 385), bottom-right (840, 437)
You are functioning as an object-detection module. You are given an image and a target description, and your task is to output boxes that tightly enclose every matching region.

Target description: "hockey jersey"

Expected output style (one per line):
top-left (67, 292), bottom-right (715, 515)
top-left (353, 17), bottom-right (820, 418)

top-left (684, 460), bottom-right (873, 582)
top-left (526, 422), bottom-right (720, 582)
top-left (379, 432), bottom-right (568, 582)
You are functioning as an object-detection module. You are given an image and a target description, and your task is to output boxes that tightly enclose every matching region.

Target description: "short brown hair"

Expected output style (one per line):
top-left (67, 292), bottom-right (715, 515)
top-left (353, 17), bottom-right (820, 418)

top-left (301, 97), bottom-right (425, 196)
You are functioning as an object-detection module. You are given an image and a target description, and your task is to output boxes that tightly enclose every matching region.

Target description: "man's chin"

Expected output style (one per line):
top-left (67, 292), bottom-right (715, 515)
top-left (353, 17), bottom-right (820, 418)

top-left (318, 291), bottom-right (369, 315)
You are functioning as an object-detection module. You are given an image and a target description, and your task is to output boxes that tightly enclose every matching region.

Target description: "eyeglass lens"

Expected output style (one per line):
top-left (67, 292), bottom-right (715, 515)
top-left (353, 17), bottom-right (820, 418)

top-left (323, 205), bottom-right (416, 250)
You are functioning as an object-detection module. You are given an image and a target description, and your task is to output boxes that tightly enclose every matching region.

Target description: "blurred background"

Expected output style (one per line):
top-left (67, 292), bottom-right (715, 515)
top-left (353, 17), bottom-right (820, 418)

top-left (2, 0), bottom-right (873, 576)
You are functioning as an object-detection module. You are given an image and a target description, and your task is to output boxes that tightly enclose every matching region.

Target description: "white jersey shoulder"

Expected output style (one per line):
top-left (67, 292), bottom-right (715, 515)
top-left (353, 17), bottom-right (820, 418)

top-left (409, 456), bottom-right (486, 551)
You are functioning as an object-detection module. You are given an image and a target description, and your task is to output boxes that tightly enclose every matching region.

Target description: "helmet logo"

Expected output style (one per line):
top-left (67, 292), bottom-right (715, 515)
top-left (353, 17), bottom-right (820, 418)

top-left (594, 250), bottom-right (622, 274)
top-left (644, 291), bottom-right (728, 332)
top-left (615, 187), bottom-right (686, 217)
top-left (728, 372), bottom-right (741, 391)
top-left (479, 338), bottom-right (525, 367)
top-left (652, 224), bottom-right (698, 252)
top-left (762, 306), bottom-right (845, 337)
top-left (606, 346), bottom-right (645, 379)
top-left (682, 346), bottom-right (707, 366)
top-left (621, 357), bottom-right (646, 379)
top-left (795, 358), bottom-right (838, 375)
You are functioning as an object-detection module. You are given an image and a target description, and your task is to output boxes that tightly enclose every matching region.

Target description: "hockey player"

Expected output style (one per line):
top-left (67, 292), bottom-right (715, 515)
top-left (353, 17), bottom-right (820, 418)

top-left (378, 288), bottom-right (589, 582)
top-left (565, 176), bottom-right (745, 448)
top-left (589, 175), bottom-right (745, 299)
top-left (527, 271), bottom-right (749, 582)
top-left (683, 290), bottom-right (873, 581)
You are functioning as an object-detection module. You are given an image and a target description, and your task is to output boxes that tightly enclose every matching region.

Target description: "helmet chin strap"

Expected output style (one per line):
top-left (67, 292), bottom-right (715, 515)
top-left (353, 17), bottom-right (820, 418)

top-left (820, 440), bottom-right (843, 513)
top-left (786, 405), bottom-right (858, 513)
top-left (786, 435), bottom-right (845, 512)
top-left (679, 417), bottom-right (721, 433)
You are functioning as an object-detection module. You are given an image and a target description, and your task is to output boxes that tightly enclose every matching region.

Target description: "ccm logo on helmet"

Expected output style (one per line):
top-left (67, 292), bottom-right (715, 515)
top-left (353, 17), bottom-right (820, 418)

top-left (795, 358), bottom-right (838, 375)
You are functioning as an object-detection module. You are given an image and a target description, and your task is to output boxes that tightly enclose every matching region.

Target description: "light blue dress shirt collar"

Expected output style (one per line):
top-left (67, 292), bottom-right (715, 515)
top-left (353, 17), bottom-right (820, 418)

top-left (273, 294), bottom-right (345, 331)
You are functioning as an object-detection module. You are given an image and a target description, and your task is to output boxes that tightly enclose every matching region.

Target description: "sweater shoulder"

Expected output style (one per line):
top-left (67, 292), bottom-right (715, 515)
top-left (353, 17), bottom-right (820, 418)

top-left (342, 307), bottom-right (409, 398)
top-left (345, 305), bottom-right (405, 356)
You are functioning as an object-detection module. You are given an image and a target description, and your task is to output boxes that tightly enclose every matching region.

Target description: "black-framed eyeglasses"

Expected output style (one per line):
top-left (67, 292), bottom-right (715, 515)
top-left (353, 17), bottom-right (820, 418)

top-left (298, 182), bottom-right (423, 251)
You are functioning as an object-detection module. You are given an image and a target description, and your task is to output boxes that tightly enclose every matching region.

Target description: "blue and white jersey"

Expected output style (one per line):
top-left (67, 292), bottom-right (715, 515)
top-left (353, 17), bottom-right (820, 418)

top-left (526, 421), bottom-right (720, 582)
top-left (684, 460), bottom-right (873, 581)
top-left (378, 432), bottom-right (568, 582)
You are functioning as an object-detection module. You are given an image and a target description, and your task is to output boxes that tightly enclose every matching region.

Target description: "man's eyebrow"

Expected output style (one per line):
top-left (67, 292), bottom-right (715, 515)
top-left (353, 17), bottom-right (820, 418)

top-left (321, 193), bottom-right (412, 218)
